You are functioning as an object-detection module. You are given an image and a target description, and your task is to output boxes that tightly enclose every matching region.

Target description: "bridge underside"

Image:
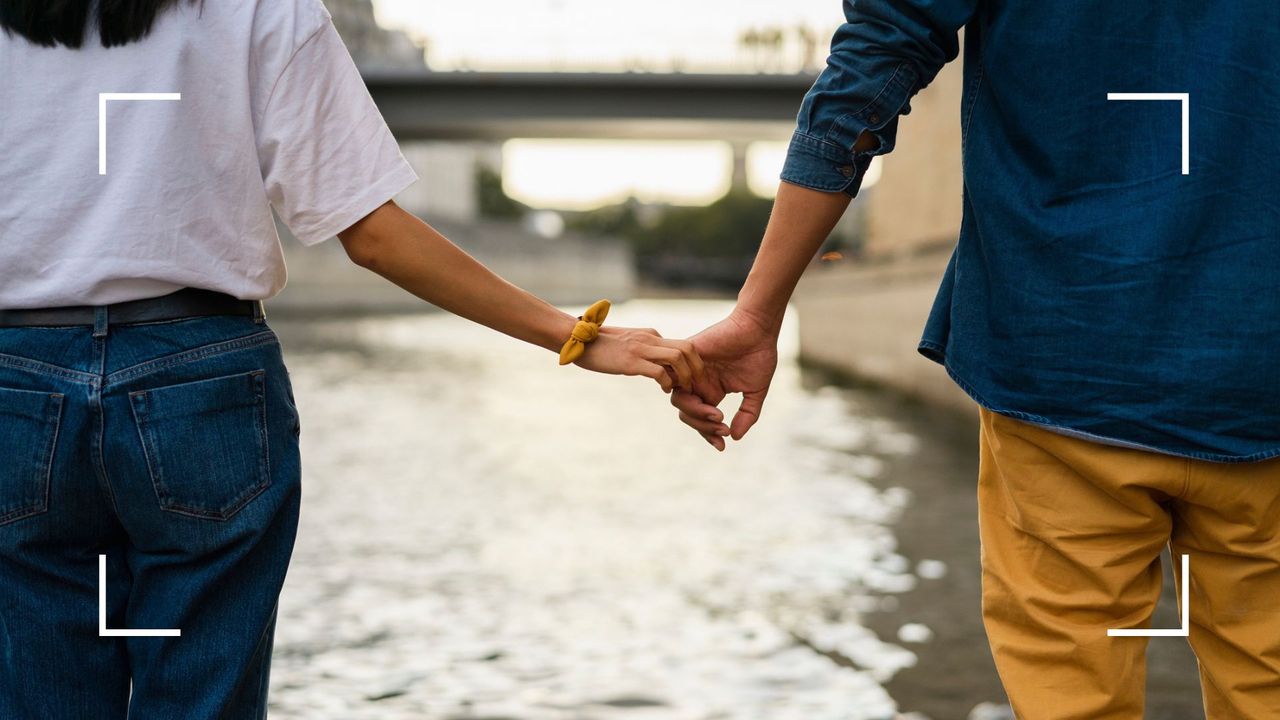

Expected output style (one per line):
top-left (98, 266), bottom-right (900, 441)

top-left (365, 72), bottom-right (815, 141)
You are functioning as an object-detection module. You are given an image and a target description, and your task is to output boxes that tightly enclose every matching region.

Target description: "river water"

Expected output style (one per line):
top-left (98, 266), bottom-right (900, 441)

top-left (263, 299), bottom-right (1201, 720)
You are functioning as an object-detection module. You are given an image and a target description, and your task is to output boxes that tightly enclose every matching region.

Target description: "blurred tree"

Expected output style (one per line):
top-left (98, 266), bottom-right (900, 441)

top-left (797, 25), bottom-right (822, 73)
top-left (739, 28), bottom-right (761, 69)
top-left (475, 165), bottom-right (527, 219)
top-left (631, 189), bottom-right (772, 258)
top-left (740, 26), bottom-right (789, 72)
top-left (567, 197), bottom-right (645, 239)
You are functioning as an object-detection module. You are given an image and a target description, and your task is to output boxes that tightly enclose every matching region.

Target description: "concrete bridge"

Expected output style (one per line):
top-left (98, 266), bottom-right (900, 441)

top-left (364, 71), bottom-right (818, 142)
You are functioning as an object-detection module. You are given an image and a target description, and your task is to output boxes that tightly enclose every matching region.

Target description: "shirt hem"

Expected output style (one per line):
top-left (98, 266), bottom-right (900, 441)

top-left (916, 340), bottom-right (1280, 464)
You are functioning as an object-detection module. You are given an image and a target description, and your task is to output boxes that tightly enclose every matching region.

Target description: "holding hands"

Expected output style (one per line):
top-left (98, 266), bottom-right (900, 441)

top-left (572, 305), bottom-right (779, 450)
top-left (670, 310), bottom-right (779, 451)
top-left (629, 181), bottom-right (854, 450)
top-left (571, 181), bottom-right (851, 450)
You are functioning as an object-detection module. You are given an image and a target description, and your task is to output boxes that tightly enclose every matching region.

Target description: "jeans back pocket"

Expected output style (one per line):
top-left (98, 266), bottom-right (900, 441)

top-left (130, 369), bottom-right (271, 521)
top-left (0, 387), bottom-right (63, 526)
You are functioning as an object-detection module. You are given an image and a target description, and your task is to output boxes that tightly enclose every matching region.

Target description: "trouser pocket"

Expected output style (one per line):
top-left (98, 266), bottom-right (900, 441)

top-left (129, 369), bottom-right (271, 520)
top-left (0, 387), bottom-right (63, 526)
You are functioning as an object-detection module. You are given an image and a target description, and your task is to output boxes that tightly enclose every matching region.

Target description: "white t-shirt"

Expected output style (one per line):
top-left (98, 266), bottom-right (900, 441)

top-left (0, 0), bottom-right (418, 308)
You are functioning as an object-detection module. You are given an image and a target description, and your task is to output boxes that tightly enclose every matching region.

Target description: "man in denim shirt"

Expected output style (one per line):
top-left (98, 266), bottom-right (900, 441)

top-left (672, 1), bottom-right (1280, 716)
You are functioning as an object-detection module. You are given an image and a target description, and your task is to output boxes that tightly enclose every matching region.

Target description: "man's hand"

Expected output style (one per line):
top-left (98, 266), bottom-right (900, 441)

top-left (670, 310), bottom-right (779, 451)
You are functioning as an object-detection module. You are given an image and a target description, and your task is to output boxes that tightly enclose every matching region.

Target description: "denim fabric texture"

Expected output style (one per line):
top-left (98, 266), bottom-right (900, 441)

top-left (783, 1), bottom-right (1280, 461)
top-left (0, 314), bottom-right (302, 719)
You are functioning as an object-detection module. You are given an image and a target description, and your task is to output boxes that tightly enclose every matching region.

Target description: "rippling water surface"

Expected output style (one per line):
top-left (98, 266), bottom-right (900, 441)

top-left (265, 300), bottom-right (982, 720)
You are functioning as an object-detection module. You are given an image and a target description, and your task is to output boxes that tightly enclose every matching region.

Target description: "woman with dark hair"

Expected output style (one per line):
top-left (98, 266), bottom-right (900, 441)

top-left (0, 1), bottom-right (703, 717)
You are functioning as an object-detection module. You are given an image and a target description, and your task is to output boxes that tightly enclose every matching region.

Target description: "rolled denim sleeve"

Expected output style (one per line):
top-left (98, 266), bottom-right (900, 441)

top-left (782, 0), bottom-right (978, 196)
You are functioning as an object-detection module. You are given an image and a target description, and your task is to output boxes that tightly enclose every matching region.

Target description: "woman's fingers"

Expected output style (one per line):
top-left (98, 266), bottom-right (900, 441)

top-left (606, 326), bottom-right (662, 338)
top-left (643, 344), bottom-right (692, 389)
top-left (642, 337), bottom-right (704, 389)
top-left (635, 360), bottom-right (673, 392)
top-left (663, 337), bottom-right (705, 382)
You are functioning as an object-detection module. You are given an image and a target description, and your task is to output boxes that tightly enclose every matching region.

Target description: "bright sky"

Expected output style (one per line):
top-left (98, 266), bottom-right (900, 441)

top-left (372, 0), bottom-right (842, 72)
top-left (502, 140), bottom-right (806, 209)
top-left (371, 0), bottom-right (861, 209)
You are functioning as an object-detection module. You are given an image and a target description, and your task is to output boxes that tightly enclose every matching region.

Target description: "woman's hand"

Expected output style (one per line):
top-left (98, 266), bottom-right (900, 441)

top-left (574, 326), bottom-right (705, 393)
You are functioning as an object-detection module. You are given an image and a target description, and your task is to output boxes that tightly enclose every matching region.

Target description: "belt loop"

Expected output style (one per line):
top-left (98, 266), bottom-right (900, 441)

top-left (93, 306), bottom-right (109, 338)
top-left (252, 300), bottom-right (266, 324)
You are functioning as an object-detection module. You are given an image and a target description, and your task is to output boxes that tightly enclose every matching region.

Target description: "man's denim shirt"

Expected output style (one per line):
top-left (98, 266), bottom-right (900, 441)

top-left (782, 1), bottom-right (1280, 462)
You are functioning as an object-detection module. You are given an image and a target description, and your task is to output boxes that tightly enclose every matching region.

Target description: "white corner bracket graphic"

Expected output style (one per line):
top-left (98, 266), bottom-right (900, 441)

top-left (1107, 553), bottom-right (1190, 638)
top-left (99, 554), bottom-right (181, 637)
top-left (98, 92), bottom-right (181, 175)
top-left (1105, 92), bottom-right (1190, 175)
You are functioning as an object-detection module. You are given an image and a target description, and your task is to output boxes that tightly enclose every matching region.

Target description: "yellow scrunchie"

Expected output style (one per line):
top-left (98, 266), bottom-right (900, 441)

top-left (558, 299), bottom-right (611, 365)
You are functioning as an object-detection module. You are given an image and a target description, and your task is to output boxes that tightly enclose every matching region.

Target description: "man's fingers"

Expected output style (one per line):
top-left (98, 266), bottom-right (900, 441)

top-left (679, 411), bottom-right (730, 437)
top-left (730, 388), bottom-right (767, 440)
top-left (703, 432), bottom-right (726, 452)
top-left (671, 390), bottom-right (724, 422)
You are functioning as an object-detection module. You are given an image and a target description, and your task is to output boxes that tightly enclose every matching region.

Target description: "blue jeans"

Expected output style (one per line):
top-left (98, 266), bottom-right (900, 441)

top-left (0, 313), bottom-right (302, 719)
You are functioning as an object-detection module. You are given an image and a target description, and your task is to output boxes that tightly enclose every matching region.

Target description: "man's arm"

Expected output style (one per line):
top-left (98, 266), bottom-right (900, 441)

top-left (736, 136), bottom-right (873, 335)
top-left (673, 0), bottom-right (978, 448)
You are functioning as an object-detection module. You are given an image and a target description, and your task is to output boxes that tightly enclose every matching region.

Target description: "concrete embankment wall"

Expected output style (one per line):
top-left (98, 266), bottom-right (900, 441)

top-left (792, 249), bottom-right (974, 414)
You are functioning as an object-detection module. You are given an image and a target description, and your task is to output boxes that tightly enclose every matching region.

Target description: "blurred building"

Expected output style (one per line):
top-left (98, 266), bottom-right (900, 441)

top-left (793, 40), bottom-right (971, 412)
top-left (325, 0), bottom-right (425, 71)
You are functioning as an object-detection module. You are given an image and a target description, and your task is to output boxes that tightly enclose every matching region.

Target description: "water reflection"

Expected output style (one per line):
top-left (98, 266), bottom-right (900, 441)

top-left (266, 300), bottom-right (956, 720)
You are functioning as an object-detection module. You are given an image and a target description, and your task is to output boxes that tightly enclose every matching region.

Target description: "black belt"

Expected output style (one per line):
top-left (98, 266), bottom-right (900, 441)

top-left (0, 288), bottom-right (265, 329)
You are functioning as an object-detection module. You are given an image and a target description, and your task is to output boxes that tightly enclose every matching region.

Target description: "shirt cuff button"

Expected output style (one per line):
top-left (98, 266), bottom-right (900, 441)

top-left (840, 165), bottom-right (854, 178)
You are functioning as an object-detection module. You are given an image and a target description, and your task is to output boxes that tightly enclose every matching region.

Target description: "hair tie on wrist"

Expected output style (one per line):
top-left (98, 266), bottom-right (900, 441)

top-left (559, 299), bottom-right (611, 365)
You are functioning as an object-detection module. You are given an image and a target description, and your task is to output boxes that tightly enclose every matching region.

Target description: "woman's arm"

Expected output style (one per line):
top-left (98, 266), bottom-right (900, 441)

top-left (337, 200), bottom-right (702, 391)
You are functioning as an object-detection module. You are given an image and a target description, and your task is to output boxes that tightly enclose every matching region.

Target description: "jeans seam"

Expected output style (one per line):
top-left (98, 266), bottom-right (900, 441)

top-left (0, 353), bottom-right (97, 384)
top-left (91, 337), bottom-right (124, 521)
top-left (961, 42), bottom-right (985, 154)
top-left (104, 330), bottom-right (277, 388)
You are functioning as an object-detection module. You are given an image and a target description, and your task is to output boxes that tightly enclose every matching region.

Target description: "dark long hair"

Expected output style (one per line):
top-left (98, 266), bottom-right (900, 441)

top-left (0, 0), bottom-right (199, 49)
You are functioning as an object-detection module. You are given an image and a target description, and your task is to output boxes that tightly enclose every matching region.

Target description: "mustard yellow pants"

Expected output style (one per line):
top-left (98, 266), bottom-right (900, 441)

top-left (977, 407), bottom-right (1280, 719)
